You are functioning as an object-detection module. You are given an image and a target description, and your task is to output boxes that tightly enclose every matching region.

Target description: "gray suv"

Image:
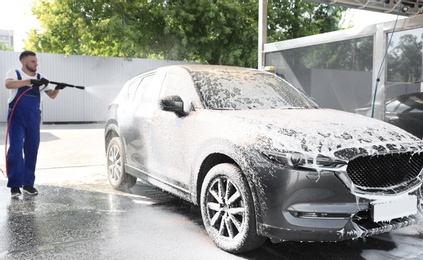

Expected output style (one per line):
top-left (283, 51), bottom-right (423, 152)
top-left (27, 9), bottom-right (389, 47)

top-left (105, 64), bottom-right (423, 253)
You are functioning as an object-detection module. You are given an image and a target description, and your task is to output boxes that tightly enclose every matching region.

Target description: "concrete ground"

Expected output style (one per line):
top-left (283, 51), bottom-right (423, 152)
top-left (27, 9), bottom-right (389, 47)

top-left (0, 123), bottom-right (236, 260)
top-left (0, 123), bottom-right (422, 260)
top-left (0, 123), bottom-right (114, 194)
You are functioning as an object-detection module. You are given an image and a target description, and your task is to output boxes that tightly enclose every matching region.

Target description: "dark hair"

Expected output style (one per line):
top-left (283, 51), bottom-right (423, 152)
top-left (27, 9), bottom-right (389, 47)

top-left (19, 50), bottom-right (36, 61)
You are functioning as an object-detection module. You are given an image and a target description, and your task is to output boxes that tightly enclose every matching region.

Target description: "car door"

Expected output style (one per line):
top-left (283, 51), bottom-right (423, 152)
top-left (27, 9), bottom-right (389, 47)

top-left (146, 67), bottom-right (203, 192)
top-left (117, 74), bottom-right (143, 159)
top-left (125, 71), bottom-right (166, 173)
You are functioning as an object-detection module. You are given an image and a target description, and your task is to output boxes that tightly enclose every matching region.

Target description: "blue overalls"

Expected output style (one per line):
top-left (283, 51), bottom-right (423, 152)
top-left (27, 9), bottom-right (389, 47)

top-left (7, 70), bottom-right (41, 188)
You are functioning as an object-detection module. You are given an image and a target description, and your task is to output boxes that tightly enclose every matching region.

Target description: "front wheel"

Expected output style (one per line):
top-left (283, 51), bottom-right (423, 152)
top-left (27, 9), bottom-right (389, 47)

top-left (200, 163), bottom-right (265, 253)
top-left (106, 137), bottom-right (137, 191)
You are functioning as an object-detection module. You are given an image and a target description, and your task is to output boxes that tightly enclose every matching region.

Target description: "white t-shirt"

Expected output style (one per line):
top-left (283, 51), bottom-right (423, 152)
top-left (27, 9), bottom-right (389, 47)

top-left (5, 69), bottom-right (54, 104)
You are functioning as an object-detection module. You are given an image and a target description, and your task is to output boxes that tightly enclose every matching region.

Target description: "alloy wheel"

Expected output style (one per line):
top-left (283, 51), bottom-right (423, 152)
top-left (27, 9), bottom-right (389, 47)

top-left (205, 176), bottom-right (246, 239)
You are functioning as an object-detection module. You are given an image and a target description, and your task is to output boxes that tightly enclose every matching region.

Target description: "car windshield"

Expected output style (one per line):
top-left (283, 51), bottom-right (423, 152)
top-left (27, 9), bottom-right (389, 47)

top-left (191, 70), bottom-right (319, 110)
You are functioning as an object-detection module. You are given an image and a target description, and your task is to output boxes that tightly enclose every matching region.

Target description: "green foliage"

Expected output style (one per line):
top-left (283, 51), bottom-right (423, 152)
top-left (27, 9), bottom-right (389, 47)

top-left (387, 33), bottom-right (423, 83)
top-left (0, 43), bottom-right (13, 51)
top-left (300, 37), bottom-right (374, 71)
top-left (267, 0), bottom-right (344, 42)
top-left (25, 0), bottom-right (344, 67)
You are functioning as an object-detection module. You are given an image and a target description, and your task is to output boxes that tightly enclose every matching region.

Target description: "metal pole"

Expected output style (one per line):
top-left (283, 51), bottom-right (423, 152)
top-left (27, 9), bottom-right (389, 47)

top-left (421, 39), bottom-right (423, 92)
top-left (258, 0), bottom-right (267, 70)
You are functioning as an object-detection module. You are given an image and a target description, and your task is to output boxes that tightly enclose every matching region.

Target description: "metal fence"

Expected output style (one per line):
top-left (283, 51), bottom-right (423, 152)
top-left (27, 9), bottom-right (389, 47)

top-left (0, 51), bottom-right (189, 123)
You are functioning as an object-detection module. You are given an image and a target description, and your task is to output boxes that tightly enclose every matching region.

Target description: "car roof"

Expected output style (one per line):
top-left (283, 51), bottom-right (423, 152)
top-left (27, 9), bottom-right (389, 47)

top-left (160, 64), bottom-right (264, 74)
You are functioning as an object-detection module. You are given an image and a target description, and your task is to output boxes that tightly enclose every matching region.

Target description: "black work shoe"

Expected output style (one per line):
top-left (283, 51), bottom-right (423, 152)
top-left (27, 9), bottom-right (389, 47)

top-left (11, 187), bottom-right (22, 197)
top-left (23, 186), bottom-right (38, 195)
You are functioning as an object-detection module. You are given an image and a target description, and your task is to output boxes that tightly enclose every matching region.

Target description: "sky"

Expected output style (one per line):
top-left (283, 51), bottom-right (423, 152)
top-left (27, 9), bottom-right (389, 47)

top-left (0, 0), bottom-right (400, 52)
top-left (341, 8), bottom-right (401, 29)
top-left (0, 0), bottom-right (39, 51)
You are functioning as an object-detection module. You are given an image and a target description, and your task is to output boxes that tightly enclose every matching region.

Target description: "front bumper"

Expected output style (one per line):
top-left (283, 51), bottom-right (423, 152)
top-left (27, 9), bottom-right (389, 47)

top-left (259, 214), bottom-right (420, 243)
top-left (249, 164), bottom-right (423, 242)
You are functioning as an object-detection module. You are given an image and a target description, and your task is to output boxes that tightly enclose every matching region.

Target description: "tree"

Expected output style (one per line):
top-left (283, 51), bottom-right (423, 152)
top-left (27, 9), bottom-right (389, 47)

top-left (298, 36), bottom-right (374, 71)
top-left (387, 33), bottom-right (423, 82)
top-left (267, 0), bottom-right (344, 42)
top-left (0, 43), bottom-right (13, 51)
top-left (25, 0), bottom-right (344, 68)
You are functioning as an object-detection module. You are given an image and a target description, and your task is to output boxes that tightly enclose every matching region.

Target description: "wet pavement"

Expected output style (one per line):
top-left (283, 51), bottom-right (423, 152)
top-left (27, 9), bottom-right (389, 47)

top-left (0, 123), bottom-right (422, 259)
top-left (0, 123), bottom-right (238, 260)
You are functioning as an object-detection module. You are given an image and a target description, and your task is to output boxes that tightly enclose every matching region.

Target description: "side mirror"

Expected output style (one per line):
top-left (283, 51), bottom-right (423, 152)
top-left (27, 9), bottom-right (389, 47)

top-left (160, 95), bottom-right (187, 117)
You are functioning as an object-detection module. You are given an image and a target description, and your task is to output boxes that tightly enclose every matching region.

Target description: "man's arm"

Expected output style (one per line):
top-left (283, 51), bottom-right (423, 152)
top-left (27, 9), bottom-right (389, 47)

top-left (45, 89), bottom-right (59, 99)
top-left (5, 78), bottom-right (31, 89)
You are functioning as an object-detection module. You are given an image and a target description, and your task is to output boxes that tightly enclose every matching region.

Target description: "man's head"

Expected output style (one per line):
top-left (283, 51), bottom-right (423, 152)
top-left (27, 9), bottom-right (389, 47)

top-left (19, 50), bottom-right (38, 73)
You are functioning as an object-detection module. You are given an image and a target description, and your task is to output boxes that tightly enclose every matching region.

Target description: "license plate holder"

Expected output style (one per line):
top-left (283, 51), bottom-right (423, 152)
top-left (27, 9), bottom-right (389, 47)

top-left (371, 196), bottom-right (417, 222)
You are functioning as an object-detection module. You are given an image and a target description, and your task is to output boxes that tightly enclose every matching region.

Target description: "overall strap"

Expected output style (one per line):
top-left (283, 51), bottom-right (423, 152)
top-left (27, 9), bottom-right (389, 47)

top-left (15, 70), bottom-right (41, 80)
top-left (15, 70), bottom-right (41, 100)
top-left (15, 70), bottom-right (21, 80)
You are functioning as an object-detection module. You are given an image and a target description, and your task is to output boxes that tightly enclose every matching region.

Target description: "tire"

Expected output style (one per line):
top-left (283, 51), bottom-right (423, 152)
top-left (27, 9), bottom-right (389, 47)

top-left (106, 137), bottom-right (137, 191)
top-left (200, 163), bottom-right (266, 253)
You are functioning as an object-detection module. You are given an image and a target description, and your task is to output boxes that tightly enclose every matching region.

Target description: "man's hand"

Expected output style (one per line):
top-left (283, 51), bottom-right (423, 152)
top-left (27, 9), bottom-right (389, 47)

top-left (30, 78), bottom-right (49, 92)
top-left (30, 79), bottom-right (42, 87)
top-left (55, 83), bottom-right (66, 90)
top-left (30, 78), bottom-right (50, 87)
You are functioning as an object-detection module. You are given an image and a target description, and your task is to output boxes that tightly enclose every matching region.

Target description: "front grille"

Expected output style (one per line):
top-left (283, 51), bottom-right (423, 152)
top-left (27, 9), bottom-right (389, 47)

top-left (346, 152), bottom-right (423, 189)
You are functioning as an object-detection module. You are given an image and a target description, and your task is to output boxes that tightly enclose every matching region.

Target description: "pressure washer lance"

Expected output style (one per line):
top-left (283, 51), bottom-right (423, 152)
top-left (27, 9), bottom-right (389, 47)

top-left (49, 81), bottom-right (85, 90)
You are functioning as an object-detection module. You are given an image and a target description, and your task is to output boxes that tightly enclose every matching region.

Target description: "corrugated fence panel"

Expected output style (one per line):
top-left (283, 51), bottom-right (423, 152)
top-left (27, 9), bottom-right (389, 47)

top-left (0, 51), bottom-right (190, 123)
top-left (41, 53), bottom-right (85, 122)
top-left (0, 51), bottom-right (19, 122)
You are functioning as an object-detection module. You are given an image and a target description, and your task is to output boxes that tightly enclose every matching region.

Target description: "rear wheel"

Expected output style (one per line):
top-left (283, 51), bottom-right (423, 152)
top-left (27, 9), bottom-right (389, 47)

top-left (106, 137), bottom-right (137, 191)
top-left (200, 163), bottom-right (265, 253)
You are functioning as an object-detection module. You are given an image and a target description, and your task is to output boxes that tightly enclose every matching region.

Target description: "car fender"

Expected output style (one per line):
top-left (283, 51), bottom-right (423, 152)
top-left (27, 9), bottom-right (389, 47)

top-left (190, 137), bottom-right (265, 224)
top-left (104, 121), bottom-right (128, 153)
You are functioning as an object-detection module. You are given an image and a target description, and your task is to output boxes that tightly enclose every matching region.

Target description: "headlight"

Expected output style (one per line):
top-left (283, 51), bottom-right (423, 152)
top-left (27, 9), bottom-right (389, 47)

top-left (263, 150), bottom-right (346, 170)
top-left (263, 150), bottom-right (310, 168)
top-left (315, 154), bottom-right (344, 167)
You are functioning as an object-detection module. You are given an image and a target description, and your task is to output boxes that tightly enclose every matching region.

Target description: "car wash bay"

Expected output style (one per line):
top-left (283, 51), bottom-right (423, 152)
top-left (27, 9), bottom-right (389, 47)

top-left (0, 123), bottom-right (421, 259)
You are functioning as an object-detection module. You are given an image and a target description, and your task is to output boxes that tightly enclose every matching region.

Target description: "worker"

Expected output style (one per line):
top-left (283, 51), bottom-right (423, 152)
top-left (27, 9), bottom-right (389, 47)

top-left (4, 50), bottom-right (62, 197)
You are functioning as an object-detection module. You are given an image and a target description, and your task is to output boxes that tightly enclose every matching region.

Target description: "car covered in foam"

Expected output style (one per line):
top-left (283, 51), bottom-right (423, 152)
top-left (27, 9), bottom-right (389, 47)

top-left (104, 64), bottom-right (423, 253)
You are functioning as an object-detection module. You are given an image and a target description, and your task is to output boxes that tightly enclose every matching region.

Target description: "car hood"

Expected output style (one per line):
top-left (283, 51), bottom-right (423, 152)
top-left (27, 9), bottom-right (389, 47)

top-left (217, 108), bottom-right (423, 160)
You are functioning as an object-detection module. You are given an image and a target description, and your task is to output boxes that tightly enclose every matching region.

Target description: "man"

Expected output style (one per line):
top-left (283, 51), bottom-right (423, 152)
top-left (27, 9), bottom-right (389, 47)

top-left (5, 50), bottom-right (62, 197)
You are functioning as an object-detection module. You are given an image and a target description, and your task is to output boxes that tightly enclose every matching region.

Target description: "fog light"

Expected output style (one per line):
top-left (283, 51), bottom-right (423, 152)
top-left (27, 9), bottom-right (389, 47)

top-left (290, 211), bottom-right (351, 219)
top-left (289, 152), bottom-right (305, 166)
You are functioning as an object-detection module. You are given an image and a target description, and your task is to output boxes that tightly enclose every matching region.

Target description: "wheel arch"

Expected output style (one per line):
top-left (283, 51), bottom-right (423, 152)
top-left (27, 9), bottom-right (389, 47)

top-left (195, 153), bottom-right (264, 224)
top-left (104, 121), bottom-right (120, 152)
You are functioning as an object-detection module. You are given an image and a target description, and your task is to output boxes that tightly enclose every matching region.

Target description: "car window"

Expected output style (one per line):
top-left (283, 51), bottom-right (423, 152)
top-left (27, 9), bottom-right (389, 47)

top-left (126, 76), bottom-right (143, 101)
top-left (160, 69), bottom-right (202, 110)
top-left (386, 94), bottom-right (423, 113)
top-left (407, 95), bottom-right (423, 113)
top-left (191, 70), bottom-right (318, 110)
top-left (409, 107), bottom-right (423, 113)
top-left (133, 71), bottom-right (165, 104)
top-left (385, 100), bottom-right (401, 112)
top-left (396, 103), bottom-right (413, 113)
top-left (134, 75), bottom-right (154, 103)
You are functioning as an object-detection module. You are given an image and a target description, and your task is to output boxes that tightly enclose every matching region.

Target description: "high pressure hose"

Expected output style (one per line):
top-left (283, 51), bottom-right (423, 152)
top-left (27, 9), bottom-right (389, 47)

top-left (370, 1), bottom-right (402, 118)
top-left (1, 89), bottom-right (30, 178)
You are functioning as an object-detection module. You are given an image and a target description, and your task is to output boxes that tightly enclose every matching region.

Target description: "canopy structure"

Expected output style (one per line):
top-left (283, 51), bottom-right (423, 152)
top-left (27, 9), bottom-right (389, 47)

top-left (258, 0), bottom-right (423, 68)
top-left (308, 0), bottom-right (423, 16)
top-left (258, 0), bottom-right (423, 122)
